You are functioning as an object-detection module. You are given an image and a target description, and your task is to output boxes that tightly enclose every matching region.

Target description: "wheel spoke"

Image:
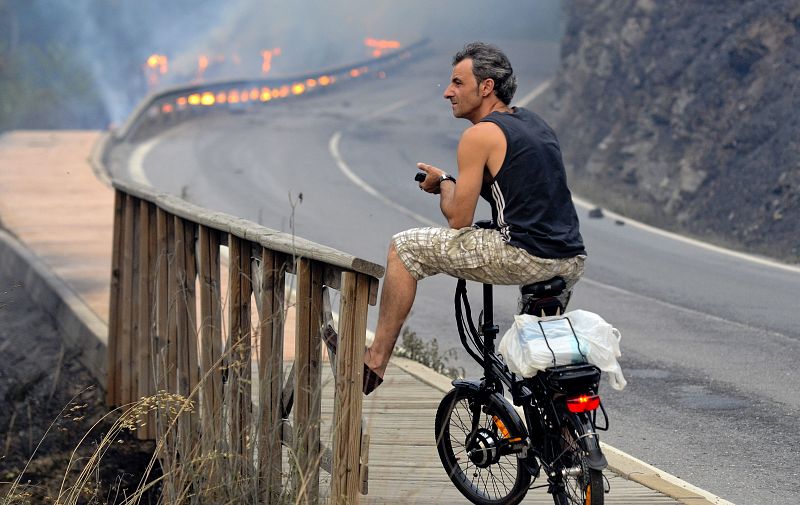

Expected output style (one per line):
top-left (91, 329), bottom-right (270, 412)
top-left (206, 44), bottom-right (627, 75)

top-left (436, 390), bottom-right (532, 504)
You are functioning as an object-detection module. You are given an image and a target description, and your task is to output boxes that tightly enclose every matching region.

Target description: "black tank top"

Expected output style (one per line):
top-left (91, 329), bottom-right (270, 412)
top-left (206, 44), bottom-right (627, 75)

top-left (479, 107), bottom-right (586, 258)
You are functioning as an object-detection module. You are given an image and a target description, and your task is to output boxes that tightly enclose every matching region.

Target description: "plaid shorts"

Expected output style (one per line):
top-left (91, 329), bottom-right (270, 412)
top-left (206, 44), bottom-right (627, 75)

top-left (393, 227), bottom-right (586, 290)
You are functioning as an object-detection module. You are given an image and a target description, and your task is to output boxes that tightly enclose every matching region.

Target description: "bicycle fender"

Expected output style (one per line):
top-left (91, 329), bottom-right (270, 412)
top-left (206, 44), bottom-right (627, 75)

top-left (450, 380), bottom-right (528, 438)
top-left (568, 412), bottom-right (608, 471)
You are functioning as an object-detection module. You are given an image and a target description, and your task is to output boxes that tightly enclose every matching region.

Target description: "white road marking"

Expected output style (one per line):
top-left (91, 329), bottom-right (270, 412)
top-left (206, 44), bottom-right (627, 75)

top-left (329, 97), bottom-right (439, 228)
top-left (128, 136), bottom-right (159, 186)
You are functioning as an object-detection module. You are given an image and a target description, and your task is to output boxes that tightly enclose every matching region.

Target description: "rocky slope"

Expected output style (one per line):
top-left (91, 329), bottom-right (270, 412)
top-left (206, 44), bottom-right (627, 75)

top-left (536, 0), bottom-right (799, 262)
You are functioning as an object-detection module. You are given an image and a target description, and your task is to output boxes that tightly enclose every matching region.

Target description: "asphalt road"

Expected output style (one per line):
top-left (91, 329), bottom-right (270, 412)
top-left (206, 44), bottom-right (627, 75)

top-left (116, 40), bottom-right (800, 504)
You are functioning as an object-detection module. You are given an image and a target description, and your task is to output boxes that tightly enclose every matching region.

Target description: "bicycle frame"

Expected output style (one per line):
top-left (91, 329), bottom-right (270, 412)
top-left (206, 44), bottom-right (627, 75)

top-left (452, 279), bottom-right (608, 478)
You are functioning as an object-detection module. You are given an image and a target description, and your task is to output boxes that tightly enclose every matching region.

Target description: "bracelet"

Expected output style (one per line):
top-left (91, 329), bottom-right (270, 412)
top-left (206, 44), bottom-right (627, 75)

top-left (439, 174), bottom-right (456, 184)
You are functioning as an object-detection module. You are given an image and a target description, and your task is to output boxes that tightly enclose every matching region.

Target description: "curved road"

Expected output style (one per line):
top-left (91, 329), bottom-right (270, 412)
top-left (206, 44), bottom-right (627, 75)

top-left (116, 40), bottom-right (800, 504)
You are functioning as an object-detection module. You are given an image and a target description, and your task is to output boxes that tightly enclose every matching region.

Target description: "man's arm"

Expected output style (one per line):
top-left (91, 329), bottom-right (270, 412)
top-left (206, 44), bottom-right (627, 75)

top-left (418, 122), bottom-right (505, 228)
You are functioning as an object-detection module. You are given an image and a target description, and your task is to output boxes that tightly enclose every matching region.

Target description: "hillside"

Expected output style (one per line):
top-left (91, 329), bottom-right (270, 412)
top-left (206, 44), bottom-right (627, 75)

top-left (535, 0), bottom-right (799, 262)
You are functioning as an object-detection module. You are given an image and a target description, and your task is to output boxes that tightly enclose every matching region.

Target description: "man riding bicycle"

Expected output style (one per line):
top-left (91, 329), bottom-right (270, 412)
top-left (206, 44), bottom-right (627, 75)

top-left (362, 42), bottom-right (586, 394)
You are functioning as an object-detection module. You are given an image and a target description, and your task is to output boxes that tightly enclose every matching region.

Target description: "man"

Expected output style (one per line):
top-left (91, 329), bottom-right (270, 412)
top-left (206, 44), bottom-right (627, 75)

top-left (362, 42), bottom-right (587, 393)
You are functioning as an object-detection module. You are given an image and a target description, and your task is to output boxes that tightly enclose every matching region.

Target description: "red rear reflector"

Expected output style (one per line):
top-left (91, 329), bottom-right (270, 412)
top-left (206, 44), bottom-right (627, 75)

top-left (566, 394), bottom-right (601, 413)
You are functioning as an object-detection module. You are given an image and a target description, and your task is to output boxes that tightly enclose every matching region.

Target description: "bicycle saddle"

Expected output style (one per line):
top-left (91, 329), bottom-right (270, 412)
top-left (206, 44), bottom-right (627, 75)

top-left (520, 277), bottom-right (566, 297)
top-left (519, 277), bottom-right (567, 316)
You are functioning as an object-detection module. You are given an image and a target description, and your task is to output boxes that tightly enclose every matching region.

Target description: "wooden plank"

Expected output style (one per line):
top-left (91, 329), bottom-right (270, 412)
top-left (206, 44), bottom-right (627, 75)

top-left (136, 199), bottom-right (153, 440)
top-left (182, 219), bottom-right (199, 436)
top-left (155, 208), bottom-right (170, 400)
top-left (129, 200), bottom-right (141, 406)
top-left (145, 202), bottom-right (158, 440)
top-left (293, 258), bottom-right (324, 505)
top-left (119, 194), bottom-right (136, 406)
top-left (330, 272), bottom-right (370, 504)
top-left (256, 247), bottom-right (287, 503)
top-left (166, 213), bottom-right (177, 392)
top-left (174, 215), bottom-right (189, 403)
top-left (106, 189), bottom-right (125, 407)
top-left (227, 234), bottom-right (252, 457)
top-left (198, 226), bottom-right (222, 448)
top-left (368, 277), bottom-right (380, 307)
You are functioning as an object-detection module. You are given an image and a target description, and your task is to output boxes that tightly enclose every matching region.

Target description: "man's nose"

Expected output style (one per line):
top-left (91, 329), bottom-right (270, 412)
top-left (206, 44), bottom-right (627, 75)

top-left (443, 85), bottom-right (453, 99)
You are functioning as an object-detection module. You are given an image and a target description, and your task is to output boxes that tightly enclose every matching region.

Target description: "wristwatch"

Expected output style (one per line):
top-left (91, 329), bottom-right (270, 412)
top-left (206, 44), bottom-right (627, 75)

top-left (439, 174), bottom-right (457, 185)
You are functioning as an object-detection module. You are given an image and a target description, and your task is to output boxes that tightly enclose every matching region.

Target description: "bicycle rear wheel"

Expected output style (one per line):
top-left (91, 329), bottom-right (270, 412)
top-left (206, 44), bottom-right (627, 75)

top-left (435, 387), bottom-right (531, 505)
top-left (551, 414), bottom-right (604, 505)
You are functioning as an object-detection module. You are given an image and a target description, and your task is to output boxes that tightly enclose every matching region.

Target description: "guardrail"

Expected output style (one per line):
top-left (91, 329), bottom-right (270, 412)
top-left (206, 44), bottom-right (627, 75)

top-left (100, 45), bottom-right (426, 502)
top-left (106, 177), bottom-right (383, 503)
top-left (114, 39), bottom-right (429, 142)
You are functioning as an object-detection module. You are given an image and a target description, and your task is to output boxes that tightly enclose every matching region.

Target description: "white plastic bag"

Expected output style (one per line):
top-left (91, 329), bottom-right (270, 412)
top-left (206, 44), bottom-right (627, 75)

top-left (498, 310), bottom-right (627, 390)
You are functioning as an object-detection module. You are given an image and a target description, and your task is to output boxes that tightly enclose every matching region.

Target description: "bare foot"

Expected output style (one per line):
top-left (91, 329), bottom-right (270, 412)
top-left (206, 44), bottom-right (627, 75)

top-left (364, 347), bottom-right (387, 378)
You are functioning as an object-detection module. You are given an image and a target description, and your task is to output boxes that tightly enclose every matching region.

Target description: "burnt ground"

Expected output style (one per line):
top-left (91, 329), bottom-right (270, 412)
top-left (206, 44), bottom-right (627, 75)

top-left (0, 273), bottom-right (160, 504)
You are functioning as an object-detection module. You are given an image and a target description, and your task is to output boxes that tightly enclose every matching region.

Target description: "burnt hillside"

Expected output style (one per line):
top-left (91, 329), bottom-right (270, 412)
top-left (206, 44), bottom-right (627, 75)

top-left (536, 0), bottom-right (799, 262)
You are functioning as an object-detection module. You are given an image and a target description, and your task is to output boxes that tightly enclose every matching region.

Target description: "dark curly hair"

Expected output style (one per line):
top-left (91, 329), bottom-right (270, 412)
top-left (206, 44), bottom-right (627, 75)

top-left (452, 42), bottom-right (517, 105)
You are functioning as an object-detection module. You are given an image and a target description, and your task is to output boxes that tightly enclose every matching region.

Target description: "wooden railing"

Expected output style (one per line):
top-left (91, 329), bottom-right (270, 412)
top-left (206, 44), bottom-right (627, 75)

top-left (105, 178), bottom-right (383, 504)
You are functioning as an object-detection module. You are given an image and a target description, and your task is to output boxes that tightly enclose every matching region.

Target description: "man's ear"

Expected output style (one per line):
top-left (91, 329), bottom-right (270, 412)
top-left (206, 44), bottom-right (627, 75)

top-left (481, 78), bottom-right (495, 97)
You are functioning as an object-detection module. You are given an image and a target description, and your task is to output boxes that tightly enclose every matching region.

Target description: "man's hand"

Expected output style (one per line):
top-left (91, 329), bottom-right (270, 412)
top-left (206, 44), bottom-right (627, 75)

top-left (416, 162), bottom-right (448, 194)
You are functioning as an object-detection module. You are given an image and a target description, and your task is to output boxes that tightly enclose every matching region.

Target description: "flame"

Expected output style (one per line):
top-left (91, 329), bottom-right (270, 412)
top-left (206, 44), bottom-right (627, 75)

top-left (176, 96), bottom-right (188, 109)
top-left (318, 75), bottom-right (332, 86)
top-left (260, 88), bottom-right (272, 102)
top-left (216, 92), bottom-right (227, 104)
top-left (144, 54), bottom-right (168, 86)
top-left (228, 90), bottom-right (240, 104)
top-left (365, 38), bottom-right (401, 50)
top-left (260, 47), bottom-right (281, 75)
top-left (161, 103), bottom-right (173, 114)
top-left (350, 66), bottom-right (369, 78)
top-left (201, 92), bottom-right (215, 106)
top-left (188, 94), bottom-right (201, 106)
top-left (306, 78), bottom-right (317, 88)
top-left (291, 83), bottom-right (305, 95)
top-left (196, 55), bottom-right (209, 80)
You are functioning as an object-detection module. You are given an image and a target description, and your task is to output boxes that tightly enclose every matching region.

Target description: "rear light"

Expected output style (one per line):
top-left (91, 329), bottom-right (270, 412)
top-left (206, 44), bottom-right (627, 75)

top-left (566, 394), bottom-right (601, 413)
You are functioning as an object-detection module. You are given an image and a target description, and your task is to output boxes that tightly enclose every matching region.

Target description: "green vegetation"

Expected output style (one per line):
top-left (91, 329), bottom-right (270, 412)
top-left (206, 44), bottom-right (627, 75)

top-left (394, 327), bottom-right (464, 379)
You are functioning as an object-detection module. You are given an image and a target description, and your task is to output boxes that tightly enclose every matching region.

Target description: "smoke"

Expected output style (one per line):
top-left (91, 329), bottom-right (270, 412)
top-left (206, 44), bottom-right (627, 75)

top-left (2, 0), bottom-right (561, 128)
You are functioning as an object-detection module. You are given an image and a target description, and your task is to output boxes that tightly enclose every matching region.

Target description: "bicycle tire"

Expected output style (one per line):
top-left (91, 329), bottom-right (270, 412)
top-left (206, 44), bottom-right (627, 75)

top-left (551, 414), bottom-right (604, 505)
top-left (435, 387), bottom-right (531, 505)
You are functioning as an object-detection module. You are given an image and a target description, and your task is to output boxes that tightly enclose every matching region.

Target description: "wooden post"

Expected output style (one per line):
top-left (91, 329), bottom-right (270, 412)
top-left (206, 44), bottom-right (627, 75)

top-left (183, 220), bottom-right (199, 433)
top-left (174, 216), bottom-right (189, 401)
top-left (331, 272), bottom-right (370, 504)
top-left (119, 194), bottom-right (137, 406)
top-left (136, 199), bottom-right (154, 440)
top-left (198, 226), bottom-right (222, 448)
top-left (106, 189), bottom-right (125, 407)
top-left (227, 235), bottom-right (252, 459)
top-left (257, 247), bottom-right (287, 503)
top-left (166, 214), bottom-right (177, 392)
top-left (145, 202), bottom-right (158, 440)
top-left (155, 208), bottom-right (170, 398)
top-left (293, 258), bottom-right (324, 505)
top-left (174, 216), bottom-right (199, 444)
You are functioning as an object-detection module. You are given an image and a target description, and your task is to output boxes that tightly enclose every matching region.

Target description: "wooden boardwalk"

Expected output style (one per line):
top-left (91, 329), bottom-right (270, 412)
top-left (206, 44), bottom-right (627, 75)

top-left (316, 361), bottom-right (679, 504)
top-left (0, 131), bottom-right (685, 504)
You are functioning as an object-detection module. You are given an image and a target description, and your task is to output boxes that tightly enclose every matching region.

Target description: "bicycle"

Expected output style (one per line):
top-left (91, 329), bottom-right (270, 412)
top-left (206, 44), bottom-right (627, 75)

top-left (434, 273), bottom-right (610, 505)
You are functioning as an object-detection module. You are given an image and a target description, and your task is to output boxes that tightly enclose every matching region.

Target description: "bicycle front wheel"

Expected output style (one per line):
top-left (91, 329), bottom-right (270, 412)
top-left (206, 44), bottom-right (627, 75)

top-left (551, 414), bottom-right (604, 505)
top-left (435, 387), bottom-right (531, 505)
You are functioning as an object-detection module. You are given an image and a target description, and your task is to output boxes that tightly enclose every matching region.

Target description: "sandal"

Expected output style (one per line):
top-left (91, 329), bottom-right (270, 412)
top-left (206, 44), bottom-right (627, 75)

top-left (322, 324), bottom-right (384, 395)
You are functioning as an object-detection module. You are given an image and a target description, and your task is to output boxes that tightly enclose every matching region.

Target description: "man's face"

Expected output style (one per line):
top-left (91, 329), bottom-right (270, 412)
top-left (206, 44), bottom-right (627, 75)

top-left (444, 58), bottom-right (482, 120)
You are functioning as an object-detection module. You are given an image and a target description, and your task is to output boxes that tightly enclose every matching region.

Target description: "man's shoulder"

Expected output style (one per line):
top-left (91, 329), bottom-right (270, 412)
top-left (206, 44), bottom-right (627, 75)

top-left (462, 121), bottom-right (505, 144)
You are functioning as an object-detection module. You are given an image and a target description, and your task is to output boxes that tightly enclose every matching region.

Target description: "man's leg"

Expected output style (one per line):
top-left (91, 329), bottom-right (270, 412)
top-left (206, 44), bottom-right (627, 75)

top-left (365, 242), bottom-right (417, 377)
